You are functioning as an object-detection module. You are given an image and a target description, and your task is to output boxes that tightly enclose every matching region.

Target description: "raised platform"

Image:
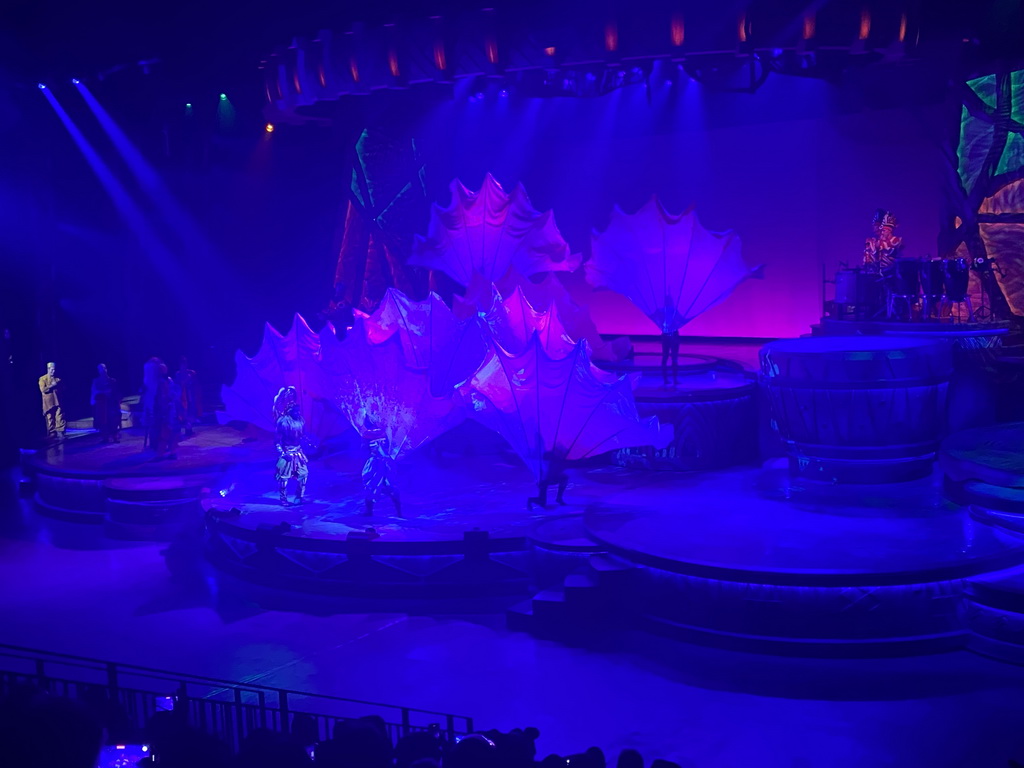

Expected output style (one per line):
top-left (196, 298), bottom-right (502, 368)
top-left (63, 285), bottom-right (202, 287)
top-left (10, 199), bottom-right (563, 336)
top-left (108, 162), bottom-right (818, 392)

top-left (28, 423), bottom-right (270, 540)
top-left (550, 464), bottom-right (1024, 657)
top-left (24, 407), bottom-right (1024, 660)
top-left (814, 317), bottom-right (1011, 345)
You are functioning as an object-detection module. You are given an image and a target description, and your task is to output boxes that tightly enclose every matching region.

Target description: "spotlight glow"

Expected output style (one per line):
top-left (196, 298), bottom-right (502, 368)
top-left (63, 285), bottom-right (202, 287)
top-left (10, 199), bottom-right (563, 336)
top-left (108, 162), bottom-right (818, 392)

top-left (219, 93), bottom-right (227, 100)
top-left (37, 83), bottom-right (46, 90)
top-left (71, 78), bottom-right (80, 85)
top-left (264, 123), bottom-right (275, 133)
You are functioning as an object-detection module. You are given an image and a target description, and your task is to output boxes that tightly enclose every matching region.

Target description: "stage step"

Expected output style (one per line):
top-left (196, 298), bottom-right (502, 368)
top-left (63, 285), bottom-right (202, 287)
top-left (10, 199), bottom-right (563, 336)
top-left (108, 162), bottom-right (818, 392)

top-left (506, 601), bottom-right (534, 634)
top-left (963, 566), bottom-right (1024, 665)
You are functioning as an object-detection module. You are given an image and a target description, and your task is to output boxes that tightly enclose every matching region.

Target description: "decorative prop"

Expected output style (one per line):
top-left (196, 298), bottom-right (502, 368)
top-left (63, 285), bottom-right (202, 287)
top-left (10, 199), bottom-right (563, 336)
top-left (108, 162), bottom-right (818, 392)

top-left (483, 285), bottom-right (576, 358)
top-left (222, 314), bottom-right (346, 438)
top-left (362, 288), bottom-right (488, 397)
top-left (587, 197), bottom-right (758, 332)
top-left (942, 69), bottom-right (1024, 320)
top-left (463, 335), bottom-right (672, 480)
top-left (321, 317), bottom-right (465, 458)
top-left (410, 174), bottom-right (579, 287)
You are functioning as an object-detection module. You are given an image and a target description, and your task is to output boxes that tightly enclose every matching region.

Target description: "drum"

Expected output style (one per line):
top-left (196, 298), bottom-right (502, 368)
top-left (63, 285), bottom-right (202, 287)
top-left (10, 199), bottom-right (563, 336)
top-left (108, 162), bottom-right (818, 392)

top-left (835, 270), bottom-right (860, 304)
top-left (890, 259), bottom-right (921, 297)
top-left (833, 269), bottom-right (883, 319)
top-left (944, 258), bottom-right (970, 302)
top-left (760, 336), bottom-right (953, 483)
top-left (920, 259), bottom-right (945, 296)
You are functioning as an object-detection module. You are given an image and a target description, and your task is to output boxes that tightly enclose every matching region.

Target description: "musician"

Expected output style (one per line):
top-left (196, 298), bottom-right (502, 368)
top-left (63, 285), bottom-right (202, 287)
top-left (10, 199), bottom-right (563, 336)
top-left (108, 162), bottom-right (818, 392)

top-left (863, 209), bottom-right (902, 272)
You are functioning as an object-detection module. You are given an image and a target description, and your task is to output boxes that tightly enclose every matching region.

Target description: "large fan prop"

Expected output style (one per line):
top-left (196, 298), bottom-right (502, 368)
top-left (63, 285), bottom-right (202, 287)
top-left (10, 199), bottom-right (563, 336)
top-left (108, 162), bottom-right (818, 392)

top-left (221, 314), bottom-right (345, 439)
top-left (410, 174), bottom-right (580, 287)
top-left (483, 285), bottom-right (577, 358)
top-left (362, 288), bottom-right (488, 397)
top-left (464, 336), bottom-right (673, 480)
top-left (587, 197), bottom-right (759, 332)
top-left (224, 178), bottom-right (755, 486)
top-left (319, 318), bottom-right (465, 458)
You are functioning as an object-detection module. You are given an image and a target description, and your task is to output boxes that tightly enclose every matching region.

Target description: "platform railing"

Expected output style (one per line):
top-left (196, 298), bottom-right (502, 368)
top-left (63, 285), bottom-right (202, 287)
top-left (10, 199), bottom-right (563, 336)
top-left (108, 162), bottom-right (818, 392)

top-left (0, 643), bottom-right (473, 752)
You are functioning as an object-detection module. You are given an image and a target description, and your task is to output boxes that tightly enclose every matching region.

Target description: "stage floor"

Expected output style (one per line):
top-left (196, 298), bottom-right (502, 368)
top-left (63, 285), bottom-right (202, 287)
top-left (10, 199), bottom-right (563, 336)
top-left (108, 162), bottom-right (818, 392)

top-left (208, 442), bottom-right (1024, 584)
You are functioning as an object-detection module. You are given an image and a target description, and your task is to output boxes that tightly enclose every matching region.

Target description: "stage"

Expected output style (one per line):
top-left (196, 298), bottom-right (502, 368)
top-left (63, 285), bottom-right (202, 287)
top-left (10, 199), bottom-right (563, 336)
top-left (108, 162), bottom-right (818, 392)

top-left (23, 411), bottom-right (1024, 659)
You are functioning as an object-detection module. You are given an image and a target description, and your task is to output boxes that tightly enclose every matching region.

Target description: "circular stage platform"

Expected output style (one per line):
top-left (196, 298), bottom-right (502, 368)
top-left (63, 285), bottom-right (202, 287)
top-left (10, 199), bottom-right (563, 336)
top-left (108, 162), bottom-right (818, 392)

top-left (27, 423), bottom-right (272, 541)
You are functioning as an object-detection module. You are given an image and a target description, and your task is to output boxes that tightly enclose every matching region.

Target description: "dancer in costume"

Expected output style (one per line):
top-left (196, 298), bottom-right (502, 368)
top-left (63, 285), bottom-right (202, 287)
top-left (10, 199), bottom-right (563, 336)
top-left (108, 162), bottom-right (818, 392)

top-left (527, 448), bottom-right (569, 510)
top-left (90, 363), bottom-right (121, 443)
top-left (657, 296), bottom-right (682, 386)
top-left (39, 361), bottom-right (65, 443)
top-left (275, 401), bottom-right (308, 506)
top-left (362, 421), bottom-right (401, 517)
top-left (173, 356), bottom-right (202, 438)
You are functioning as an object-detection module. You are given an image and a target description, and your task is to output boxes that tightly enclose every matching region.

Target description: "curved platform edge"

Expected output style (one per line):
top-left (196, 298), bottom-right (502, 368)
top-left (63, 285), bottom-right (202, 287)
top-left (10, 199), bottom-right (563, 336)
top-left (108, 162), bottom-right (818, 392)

top-left (639, 614), bottom-right (966, 659)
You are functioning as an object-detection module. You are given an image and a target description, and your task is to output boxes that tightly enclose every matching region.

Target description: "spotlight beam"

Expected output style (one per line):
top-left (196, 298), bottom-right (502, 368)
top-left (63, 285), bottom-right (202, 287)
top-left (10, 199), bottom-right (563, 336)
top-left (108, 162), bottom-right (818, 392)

top-left (73, 82), bottom-right (216, 257)
top-left (41, 88), bottom-right (185, 287)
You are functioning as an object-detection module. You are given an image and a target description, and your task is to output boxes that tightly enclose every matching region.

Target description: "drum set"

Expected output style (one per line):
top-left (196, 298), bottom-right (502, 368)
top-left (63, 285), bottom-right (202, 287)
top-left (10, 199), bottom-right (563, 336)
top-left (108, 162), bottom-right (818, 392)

top-left (830, 257), bottom-right (975, 323)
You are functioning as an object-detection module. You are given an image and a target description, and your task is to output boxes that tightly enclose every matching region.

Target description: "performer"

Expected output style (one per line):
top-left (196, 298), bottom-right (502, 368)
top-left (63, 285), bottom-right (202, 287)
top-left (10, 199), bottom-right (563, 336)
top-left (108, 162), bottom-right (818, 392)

top-left (661, 330), bottom-right (681, 386)
top-left (527, 448), bottom-right (569, 510)
top-left (272, 386), bottom-right (300, 432)
top-left (275, 401), bottom-right (308, 506)
top-left (656, 295), bottom-right (682, 386)
top-left (173, 357), bottom-right (202, 438)
top-left (362, 421), bottom-right (401, 517)
top-left (863, 209), bottom-right (902, 272)
top-left (141, 357), bottom-right (163, 451)
top-left (38, 361), bottom-right (65, 443)
top-left (90, 363), bottom-right (121, 443)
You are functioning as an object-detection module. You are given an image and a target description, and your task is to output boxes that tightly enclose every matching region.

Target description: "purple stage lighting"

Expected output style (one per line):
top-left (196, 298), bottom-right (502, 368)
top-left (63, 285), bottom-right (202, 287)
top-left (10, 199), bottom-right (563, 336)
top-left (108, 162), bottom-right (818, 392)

top-left (71, 78), bottom-right (80, 85)
top-left (37, 83), bottom-right (46, 90)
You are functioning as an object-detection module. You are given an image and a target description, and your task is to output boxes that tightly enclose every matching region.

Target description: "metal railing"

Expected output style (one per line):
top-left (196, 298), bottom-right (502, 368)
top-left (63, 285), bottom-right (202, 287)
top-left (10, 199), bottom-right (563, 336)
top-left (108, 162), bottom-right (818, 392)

top-left (0, 643), bottom-right (473, 752)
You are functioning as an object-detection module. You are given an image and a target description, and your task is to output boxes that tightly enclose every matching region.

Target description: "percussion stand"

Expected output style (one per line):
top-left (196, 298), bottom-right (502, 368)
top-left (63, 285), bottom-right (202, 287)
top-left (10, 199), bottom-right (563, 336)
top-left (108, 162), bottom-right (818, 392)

top-left (950, 294), bottom-right (976, 324)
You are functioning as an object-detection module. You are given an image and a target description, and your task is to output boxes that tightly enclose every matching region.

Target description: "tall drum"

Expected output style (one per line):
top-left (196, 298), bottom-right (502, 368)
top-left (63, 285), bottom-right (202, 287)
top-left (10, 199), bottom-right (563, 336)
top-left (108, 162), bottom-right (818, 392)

top-left (760, 337), bottom-right (953, 483)
top-left (944, 258), bottom-right (970, 302)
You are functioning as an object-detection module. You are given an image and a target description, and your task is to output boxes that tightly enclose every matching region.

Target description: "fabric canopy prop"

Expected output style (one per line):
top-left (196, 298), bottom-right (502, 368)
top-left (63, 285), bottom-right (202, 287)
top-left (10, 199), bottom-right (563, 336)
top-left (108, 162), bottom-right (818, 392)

top-left (483, 285), bottom-right (577, 358)
top-left (410, 174), bottom-right (580, 287)
top-left (362, 288), bottom-right (488, 397)
top-left (320, 317), bottom-right (465, 458)
top-left (221, 314), bottom-right (347, 438)
top-left (587, 197), bottom-right (759, 332)
top-left (463, 335), bottom-right (673, 480)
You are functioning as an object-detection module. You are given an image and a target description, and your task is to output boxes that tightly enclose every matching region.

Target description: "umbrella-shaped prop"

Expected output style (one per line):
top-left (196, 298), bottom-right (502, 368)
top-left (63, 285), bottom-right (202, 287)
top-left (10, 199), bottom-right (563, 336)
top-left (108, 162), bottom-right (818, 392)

top-left (483, 284), bottom-right (577, 358)
top-left (320, 317), bottom-right (466, 459)
top-left (587, 197), bottom-right (760, 332)
top-left (362, 288), bottom-right (488, 397)
top-left (410, 174), bottom-right (580, 287)
top-left (463, 335), bottom-right (673, 480)
top-left (221, 314), bottom-right (347, 438)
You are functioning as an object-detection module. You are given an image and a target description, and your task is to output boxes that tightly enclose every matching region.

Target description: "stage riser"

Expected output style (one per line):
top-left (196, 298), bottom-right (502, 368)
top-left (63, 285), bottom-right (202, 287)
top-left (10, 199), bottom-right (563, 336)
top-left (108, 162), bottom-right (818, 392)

top-left (633, 569), bottom-right (965, 643)
top-left (206, 529), bottom-right (535, 599)
top-left (964, 603), bottom-right (1024, 665)
top-left (33, 475), bottom-right (205, 541)
top-left (639, 615), bottom-right (965, 658)
top-left (761, 338), bottom-right (954, 484)
top-left (615, 395), bottom-right (757, 471)
top-left (36, 475), bottom-right (106, 515)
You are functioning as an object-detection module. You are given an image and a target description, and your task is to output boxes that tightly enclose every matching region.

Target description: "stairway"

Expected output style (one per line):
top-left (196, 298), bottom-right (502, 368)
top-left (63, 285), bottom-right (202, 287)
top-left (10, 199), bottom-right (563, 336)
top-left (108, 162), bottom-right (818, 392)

top-left (506, 553), bottom-right (638, 646)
